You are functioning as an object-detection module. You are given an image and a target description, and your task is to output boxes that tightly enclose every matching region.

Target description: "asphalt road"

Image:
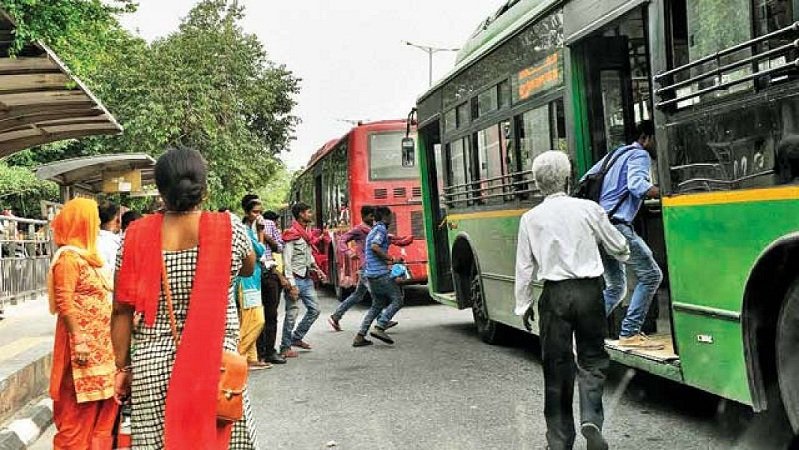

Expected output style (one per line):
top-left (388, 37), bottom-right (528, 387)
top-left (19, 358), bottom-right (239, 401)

top-left (27, 286), bottom-right (795, 449)
top-left (246, 286), bottom-right (795, 450)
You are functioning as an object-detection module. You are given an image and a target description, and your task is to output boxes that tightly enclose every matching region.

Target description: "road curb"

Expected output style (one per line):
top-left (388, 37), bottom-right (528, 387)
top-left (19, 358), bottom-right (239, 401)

top-left (0, 398), bottom-right (53, 450)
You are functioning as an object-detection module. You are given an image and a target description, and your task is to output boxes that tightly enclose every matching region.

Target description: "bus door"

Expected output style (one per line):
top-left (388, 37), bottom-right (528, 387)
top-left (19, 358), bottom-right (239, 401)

top-left (419, 121), bottom-right (453, 293)
top-left (314, 173), bottom-right (324, 228)
top-left (575, 8), bottom-right (674, 344)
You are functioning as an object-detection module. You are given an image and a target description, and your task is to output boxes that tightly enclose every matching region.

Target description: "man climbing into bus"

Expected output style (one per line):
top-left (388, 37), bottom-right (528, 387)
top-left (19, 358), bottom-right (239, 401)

top-left (352, 206), bottom-right (404, 347)
top-left (583, 120), bottom-right (664, 350)
top-left (329, 205), bottom-right (412, 332)
top-left (515, 151), bottom-right (630, 450)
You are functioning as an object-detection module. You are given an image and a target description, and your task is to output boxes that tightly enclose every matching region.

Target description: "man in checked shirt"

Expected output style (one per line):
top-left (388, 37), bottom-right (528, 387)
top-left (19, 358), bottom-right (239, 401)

top-left (515, 151), bottom-right (630, 450)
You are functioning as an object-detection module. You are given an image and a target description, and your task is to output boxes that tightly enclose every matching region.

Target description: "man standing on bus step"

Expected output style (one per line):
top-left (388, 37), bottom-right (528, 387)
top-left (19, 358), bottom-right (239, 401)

top-left (583, 120), bottom-right (664, 349)
top-left (352, 206), bottom-right (404, 347)
top-left (515, 151), bottom-right (630, 450)
top-left (280, 202), bottom-right (325, 358)
top-left (329, 205), bottom-right (413, 332)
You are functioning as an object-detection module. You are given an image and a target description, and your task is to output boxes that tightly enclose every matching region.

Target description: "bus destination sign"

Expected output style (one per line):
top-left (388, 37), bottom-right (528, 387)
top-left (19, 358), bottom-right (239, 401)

top-left (514, 51), bottom-right (563, 102)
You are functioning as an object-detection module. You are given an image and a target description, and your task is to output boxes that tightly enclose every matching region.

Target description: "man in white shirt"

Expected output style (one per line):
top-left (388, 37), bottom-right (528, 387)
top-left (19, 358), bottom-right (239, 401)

top-left (515, 151), bottom-right (630, 450)
top-left (96, 200), bottom-right (121, 282)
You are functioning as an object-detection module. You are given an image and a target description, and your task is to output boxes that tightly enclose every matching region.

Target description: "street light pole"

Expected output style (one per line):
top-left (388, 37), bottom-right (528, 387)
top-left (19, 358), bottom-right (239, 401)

top-left (403, 41), bottom-right (460, 87)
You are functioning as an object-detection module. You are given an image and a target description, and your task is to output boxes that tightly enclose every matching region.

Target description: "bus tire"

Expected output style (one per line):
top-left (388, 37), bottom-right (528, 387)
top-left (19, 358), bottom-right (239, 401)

top-left (777, 278), bottom-right (799, 434)
top-left (470, 265), bottom-right (504, 345)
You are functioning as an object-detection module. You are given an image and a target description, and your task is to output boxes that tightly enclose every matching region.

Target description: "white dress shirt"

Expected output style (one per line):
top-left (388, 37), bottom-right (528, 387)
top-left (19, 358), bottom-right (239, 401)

top-left (97, 229), bottom-right (121, 274)
top-left (514, 193), bottom-right (630, 315)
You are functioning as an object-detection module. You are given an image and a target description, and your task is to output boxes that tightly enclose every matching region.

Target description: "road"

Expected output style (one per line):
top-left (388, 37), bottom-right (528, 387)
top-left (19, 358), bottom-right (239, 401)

top-left (246, 286), bottom-right (792, 450)
top-left (29, 286), bottom-right (794, 449)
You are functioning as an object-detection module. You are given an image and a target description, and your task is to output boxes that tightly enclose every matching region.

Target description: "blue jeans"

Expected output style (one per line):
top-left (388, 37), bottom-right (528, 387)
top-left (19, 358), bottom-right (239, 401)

top-left (280, 277), bottom-right (320, 350)
top-left (332, 271), bottom-right (369, 320)
top-left (602, 224), bottom-right (663, 338)
top-left (358, 274), bottom-right (402, 335)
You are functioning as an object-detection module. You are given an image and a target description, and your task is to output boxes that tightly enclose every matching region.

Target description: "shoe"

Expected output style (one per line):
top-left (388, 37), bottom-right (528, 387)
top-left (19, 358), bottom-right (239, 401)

top-left (248, 362), bottom-right (270, 371)
top-left (618, 333), bottom-right (665, 350)
top-left (370, 328), bottom-right (394, 344)
top-left (280, 348), bottom-right (299, 358)
top-left (383, 321), bottom-right (398, 330)
top-left (292, 339), bottom-right (312, 350)
top-left (328, 315), bottom-right (342, 332)
top-left (581, 423), bottom-right (608, 450)
top-left (352, 334), bottom-right (373, 347)
top-left (263, 353), bottom-right (287, 364)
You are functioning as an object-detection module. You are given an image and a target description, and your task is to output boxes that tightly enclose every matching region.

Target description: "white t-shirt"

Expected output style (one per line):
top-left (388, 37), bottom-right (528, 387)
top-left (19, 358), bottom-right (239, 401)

top-left (97, 229), bottom-right (121, 274)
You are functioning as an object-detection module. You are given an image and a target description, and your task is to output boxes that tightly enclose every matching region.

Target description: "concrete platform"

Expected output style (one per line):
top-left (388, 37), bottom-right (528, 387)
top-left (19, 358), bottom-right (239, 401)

top-left (0, 296), bottom-right (55, 426)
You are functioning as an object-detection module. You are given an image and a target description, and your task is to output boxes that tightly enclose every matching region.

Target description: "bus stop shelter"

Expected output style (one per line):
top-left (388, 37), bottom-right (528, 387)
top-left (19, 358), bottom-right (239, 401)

top-left (35, 153), bottom-right (156, 201)
top-left (0, 9), bottom-right (122, 158)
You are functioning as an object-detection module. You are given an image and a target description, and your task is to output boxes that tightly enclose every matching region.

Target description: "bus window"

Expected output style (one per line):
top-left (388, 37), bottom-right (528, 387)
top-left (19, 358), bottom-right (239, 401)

top-left (476, 124), bottom-right (506, 203)
top-left (516, 103), bottom-right (551, 176)
top-left (445, 138), bottom-right (469, 207)
top-left (369, 132), bottom-right (418, 180)
top-left (444, 109), bottom-right (457, 133)
top-left (456, 102), bottom-right (470, 128)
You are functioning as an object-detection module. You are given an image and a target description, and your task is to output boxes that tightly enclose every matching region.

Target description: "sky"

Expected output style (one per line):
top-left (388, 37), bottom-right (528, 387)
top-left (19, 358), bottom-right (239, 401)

top-left (118, 1), bottom-right (501, 170)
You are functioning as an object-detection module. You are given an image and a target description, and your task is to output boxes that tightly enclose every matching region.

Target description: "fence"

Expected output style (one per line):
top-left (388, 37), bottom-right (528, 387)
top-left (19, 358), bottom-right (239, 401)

top-left (0, 216), bottom-right (51, 310)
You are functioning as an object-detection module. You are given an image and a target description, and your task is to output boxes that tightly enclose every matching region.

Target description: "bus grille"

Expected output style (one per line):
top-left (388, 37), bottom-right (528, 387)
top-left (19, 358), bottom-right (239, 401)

top-left (393, 187), bottom-right (407, 198)
top-left (412, 187), bottom-right (422, 197)
top-left (374, 188), bottom-right (388, 199)
top-left (411, 211), bottom-right (425, 238)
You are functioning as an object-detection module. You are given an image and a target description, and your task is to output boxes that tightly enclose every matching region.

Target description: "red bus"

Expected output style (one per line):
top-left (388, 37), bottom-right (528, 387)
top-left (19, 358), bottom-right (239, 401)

top-left (287, 120), bottom-right (428, 299)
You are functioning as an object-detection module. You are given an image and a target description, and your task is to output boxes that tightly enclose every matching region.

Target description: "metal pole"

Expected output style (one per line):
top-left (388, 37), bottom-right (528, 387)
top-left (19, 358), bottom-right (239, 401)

top-left (428, 49), bottom-right (433, 87)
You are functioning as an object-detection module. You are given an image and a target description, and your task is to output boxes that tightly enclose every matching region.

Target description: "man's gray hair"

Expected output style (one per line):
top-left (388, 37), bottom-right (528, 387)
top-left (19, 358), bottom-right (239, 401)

top-left (532, 151), bottom-right (571, 196)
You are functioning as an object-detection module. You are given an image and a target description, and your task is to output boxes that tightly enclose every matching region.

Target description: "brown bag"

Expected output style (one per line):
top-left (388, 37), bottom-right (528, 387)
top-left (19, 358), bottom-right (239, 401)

top-left (162, 261), bottom-right (248, 423)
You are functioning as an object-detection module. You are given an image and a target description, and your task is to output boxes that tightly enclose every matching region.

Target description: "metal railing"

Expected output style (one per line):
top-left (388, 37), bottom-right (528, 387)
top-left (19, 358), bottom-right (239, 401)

top-left (0, 216), bottom-right (51, 310)
top-left (442, 169), bottom-right (540, 206)
top-left (655, 22), bottom-right (799, 109)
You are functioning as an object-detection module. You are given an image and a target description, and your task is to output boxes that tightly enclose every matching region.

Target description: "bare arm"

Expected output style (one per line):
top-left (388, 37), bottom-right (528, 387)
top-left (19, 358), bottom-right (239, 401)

top-left (371, 243), bottom-right (395, 264)
top-left (111, 301), bottom-right (133, 370)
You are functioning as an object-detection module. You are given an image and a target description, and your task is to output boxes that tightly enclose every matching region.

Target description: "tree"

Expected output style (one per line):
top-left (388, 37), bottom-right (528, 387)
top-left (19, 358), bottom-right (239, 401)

top-left (0, 162), bottom-right (58, 218)
top-left (2, 0), bottom-right (301, 211)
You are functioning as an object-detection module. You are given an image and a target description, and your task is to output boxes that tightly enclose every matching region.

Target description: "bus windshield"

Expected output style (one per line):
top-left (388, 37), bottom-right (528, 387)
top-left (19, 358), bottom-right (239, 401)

top-left (369, 132), bottom-right (417, 180)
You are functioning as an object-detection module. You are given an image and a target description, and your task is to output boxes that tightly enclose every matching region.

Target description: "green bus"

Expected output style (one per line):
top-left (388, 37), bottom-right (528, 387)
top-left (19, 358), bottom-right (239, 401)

top-left (414, 0), bottom-right (799, 432)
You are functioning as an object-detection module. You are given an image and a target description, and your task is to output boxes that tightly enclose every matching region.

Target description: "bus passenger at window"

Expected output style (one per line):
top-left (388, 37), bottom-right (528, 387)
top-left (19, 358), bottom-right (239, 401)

top-left (515, 151), bottom-right (629, 450)
top-left (582, 120), bottom-right (664, 349)
top-left (329, 205), bottom-right (412, 333)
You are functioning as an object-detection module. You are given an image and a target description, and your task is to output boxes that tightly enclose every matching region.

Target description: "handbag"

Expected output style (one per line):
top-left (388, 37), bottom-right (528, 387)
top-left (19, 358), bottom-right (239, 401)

top-left (161, 261), bottom-right (248, 423)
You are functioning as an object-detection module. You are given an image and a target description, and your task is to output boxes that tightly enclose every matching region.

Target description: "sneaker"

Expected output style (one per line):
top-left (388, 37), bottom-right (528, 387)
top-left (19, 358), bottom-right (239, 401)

top-left (292, 339), bottom-right (312, 350)
top-left (618, 333), bottom-right (665, 350)
top-left (328, 315), bottom-right (342, 332)
top-left (370, 328), bottom-right (394, 344)
top-left (280, 348), bottom-right (299, 358)
top-left (383, 321), bottom-right (398, 330)
top-left (581, 423), bottom-right (608, 450)
top-left (352, 334), bottom-right (373, 347)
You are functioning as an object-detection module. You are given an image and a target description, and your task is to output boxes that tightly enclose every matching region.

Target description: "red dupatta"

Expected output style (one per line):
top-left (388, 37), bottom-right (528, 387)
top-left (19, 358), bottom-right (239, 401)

top-left (116, 212), bottom-right (233, 449)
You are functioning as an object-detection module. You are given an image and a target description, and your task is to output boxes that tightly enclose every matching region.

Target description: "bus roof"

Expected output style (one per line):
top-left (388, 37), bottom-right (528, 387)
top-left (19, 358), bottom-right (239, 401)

top-left (417, 0), bottom-right (559, 104)
top-left (300, 119), bottom-right (408, 176)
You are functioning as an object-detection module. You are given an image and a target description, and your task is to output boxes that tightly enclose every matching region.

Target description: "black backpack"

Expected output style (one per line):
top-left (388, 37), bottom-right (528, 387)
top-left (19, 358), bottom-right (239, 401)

top-left (573, 146), bottom-right (630, 216)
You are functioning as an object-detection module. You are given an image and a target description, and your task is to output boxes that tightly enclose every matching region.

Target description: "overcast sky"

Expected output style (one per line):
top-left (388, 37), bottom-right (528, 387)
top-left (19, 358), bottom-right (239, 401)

top-left (118, 1), bottom-right (500, 170)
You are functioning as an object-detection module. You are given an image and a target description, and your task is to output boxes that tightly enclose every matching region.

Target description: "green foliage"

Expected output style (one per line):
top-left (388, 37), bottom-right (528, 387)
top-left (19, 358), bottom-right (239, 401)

top-left (0, 162), bottom-right (58, 218)
top-left (255, 164), bottom-right (294, 212)
top-left (1, 0), bottom-right (300, 212)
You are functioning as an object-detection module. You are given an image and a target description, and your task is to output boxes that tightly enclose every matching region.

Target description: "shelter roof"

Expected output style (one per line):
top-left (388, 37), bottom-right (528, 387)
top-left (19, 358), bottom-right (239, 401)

top-left (36, 153), bottom-right (155, 193)
top-left (0, 10), bottom-right (122, 158)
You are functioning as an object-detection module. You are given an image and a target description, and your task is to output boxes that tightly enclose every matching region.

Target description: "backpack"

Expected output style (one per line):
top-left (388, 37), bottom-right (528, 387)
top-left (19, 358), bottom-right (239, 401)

top-left (573, 146), bottom-right (631, 217)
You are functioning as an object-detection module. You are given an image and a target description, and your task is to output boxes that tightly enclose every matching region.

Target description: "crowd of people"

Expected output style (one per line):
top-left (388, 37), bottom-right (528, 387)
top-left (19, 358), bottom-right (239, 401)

top-left (44, 146), bottom-right (412, 449)
top-left (43, 120), bottom-right (658, 449)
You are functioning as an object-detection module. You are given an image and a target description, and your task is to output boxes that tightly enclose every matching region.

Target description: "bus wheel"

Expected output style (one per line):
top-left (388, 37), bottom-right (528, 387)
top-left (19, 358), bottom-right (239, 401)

top-left (777, 279), bottom-right (799, 434)
top-left (470, 266), bottom-right (503, 344)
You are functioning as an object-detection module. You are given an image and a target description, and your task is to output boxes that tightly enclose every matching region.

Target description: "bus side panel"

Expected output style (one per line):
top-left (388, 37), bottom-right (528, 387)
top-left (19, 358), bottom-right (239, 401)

top-left (663, 195), bottom-right (799, 405)
top-left (448, 211), bottom-right (533, 330)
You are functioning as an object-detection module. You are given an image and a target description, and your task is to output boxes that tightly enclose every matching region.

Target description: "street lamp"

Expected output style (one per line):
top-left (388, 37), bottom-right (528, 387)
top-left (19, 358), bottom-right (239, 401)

top-left (403, 41), bottom-right (460, 87)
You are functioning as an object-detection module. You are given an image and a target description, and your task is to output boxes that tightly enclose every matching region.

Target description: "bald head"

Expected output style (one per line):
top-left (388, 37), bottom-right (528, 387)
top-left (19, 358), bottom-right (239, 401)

top-left (533, 151), bottom-right (571, 196)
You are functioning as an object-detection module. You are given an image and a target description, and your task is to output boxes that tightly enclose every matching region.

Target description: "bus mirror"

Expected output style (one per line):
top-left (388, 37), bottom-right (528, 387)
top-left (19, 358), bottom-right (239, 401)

top-left (401, 137), bottom-right (415, 167)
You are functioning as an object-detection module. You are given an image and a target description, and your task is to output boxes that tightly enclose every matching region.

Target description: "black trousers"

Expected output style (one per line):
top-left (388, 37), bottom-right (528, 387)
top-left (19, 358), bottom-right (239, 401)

top-left (257, 272), bottom-right (283, 358)
top-left (539, 277), bottom-right (609, 450)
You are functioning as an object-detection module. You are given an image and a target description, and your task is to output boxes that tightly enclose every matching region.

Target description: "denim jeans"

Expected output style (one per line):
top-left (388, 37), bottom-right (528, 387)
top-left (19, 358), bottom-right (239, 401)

top-left (332, 270), bottom-right (369, 320)
top-left (601, 223), bottom-right (663, 337)
top-left (280, 277), bottom-right (320, 351)
top-left (358, 274), bottom-right (401, 335)
top-left (539, 278), bottom-right (609, 450)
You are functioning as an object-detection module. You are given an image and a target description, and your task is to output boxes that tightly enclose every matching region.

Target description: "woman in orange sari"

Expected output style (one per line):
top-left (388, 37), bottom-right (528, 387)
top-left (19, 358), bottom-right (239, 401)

top-left (48, 198), bottom-right (118, 449)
